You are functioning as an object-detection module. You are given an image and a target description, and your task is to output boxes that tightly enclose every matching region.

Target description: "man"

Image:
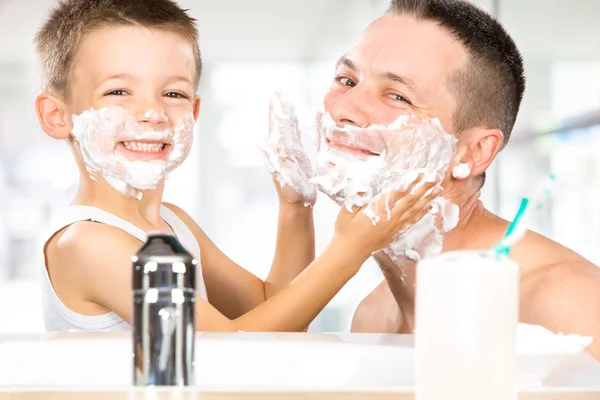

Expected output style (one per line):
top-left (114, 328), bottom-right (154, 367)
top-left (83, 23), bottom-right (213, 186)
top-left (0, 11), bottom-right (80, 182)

top-left (314, 0), bottom-right (600, 357)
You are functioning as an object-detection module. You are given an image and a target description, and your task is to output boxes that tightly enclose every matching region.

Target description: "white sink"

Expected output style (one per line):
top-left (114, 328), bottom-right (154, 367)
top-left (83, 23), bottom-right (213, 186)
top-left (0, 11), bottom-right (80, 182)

top-left (0, 332), bottom-right (414, 389)
top-left (1, 331), bottom-right (597, 389)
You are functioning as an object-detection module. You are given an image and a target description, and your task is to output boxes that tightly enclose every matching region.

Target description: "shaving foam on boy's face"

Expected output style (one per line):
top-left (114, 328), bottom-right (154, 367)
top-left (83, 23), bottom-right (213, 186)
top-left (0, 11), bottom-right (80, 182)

top-left (71, 106), bottom-right (194, 198)
top-left (313, 112), bottom-right (461, 262)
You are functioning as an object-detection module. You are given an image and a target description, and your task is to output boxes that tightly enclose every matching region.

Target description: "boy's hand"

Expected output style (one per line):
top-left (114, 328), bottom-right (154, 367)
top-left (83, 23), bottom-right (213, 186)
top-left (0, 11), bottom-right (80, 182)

top-left (259, 92), bottom-right (316, 207)
top-left (332, 175), bottom-right (442, 260)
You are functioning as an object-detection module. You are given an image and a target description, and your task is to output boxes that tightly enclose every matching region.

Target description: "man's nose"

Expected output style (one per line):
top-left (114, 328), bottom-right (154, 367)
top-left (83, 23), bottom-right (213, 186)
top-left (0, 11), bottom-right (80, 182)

top-left (328, 86), bottom-right (374, 128)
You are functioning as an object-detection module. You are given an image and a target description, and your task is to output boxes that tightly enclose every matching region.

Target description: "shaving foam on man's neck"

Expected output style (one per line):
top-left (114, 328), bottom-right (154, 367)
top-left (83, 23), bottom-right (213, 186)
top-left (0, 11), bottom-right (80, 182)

top-left (313, 112), bottom-right (460, 262)
top-left (71, 106), bottom-right (194, 198)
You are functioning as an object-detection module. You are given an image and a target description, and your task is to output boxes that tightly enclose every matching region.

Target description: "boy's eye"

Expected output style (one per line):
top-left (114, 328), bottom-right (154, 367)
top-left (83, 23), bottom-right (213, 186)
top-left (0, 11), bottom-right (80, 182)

top-left (105, 90), bottom-right (128, 96)
top-left (165, 92), bottom-right (188, 99)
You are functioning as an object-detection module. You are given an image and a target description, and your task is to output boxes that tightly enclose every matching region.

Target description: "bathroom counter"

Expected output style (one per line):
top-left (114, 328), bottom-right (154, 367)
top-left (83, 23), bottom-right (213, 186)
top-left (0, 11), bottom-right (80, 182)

top-left (1, 332), bottom-right (599, 399)
top-left (2, 388), bottom-right (600, 400)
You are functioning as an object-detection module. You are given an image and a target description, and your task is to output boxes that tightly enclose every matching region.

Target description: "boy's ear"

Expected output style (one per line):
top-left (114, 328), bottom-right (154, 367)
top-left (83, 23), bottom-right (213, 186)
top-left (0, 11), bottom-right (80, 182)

top-left (192, 96), bottom-right (201, 121)
top-left (35, 92), bottom-right (72, 140)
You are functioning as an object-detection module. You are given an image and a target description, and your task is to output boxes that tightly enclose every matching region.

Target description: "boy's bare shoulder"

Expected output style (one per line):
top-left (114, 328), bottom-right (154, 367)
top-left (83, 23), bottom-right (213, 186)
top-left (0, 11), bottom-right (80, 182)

top-left (162, 202), bottom-right (208, 240)
top-left (45, 220), bottom-right (143, 315)
top-left (46, 221), bottom-right (141, 276)
top-left (49, 220), bottom-right (140, 254)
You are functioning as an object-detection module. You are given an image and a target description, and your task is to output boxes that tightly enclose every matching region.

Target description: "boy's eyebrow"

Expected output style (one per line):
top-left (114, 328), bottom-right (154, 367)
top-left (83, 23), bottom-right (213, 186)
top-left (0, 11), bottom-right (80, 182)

top-left (93, 74), bottom-right (194, 89)
top-left (94, 73), bottom-right (136, 89)
top-left (166, 76), bottom-right (194, 86)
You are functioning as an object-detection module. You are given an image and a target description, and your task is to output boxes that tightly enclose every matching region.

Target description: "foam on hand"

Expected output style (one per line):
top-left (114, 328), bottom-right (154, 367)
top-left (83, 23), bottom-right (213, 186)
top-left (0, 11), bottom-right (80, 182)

top-left (258, 93), bottom-right (316, 206)
top-left (71, 106), bottom-right (194, 198)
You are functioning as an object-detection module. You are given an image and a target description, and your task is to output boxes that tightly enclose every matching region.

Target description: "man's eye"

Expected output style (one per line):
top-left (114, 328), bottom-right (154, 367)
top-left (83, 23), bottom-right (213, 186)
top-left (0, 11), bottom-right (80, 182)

top-left (165, 92), bottom-right (188, 99)
top-left (105, 90), bottom-right (128, 96)
top-left (389, 93), bottom-right (411, 104)
top-left (337, 76), bottom-right (357, 87)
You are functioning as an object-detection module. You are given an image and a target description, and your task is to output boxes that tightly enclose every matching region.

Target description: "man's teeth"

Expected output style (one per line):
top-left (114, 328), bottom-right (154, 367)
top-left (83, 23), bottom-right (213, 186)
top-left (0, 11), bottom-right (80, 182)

top-left (122, 141), bottom-right (165, 152)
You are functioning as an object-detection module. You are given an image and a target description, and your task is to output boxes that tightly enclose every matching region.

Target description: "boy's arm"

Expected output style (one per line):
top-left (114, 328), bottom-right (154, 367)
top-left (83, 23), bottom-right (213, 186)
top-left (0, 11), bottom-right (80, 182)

top-left (163, 201), bottom-right (315, 319)
top-left (61, 180), bottom-right (438, 332)
top-left (265, 200), bottom-right (314, 299)
top-left (61, 221), bottom-right (362, 332)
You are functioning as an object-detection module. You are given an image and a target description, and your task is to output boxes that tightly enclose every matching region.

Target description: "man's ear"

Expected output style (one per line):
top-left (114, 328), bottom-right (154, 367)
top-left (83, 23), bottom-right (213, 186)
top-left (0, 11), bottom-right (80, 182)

top-left (192, 96), bottom-right (201, 121)
top-left (35, 92), bottom-right (72, 140)
top-left (452, 127), bottom-right (504, 179)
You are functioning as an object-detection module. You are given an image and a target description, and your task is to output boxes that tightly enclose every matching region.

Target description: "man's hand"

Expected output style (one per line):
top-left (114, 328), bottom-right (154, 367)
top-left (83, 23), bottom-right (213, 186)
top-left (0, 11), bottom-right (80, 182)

top-left (259, 92), bottom-right (316, 207)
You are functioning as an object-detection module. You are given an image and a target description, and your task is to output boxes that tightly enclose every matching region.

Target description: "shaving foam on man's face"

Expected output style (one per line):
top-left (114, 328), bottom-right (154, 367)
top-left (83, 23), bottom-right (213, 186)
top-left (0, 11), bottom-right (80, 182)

top-left (71, 106), bottom-right (194, 197)
top-left (313, 113), bottom-right (460, 262)
top-left (314, 14), bottom-right (473, 264)
top-left (313, 113), bottom-right (457, 212)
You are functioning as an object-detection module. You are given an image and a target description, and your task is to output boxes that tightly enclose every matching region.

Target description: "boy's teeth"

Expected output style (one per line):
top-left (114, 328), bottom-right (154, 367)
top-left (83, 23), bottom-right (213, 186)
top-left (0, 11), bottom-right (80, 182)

top-left (122, 141), bottom-right (165, 152)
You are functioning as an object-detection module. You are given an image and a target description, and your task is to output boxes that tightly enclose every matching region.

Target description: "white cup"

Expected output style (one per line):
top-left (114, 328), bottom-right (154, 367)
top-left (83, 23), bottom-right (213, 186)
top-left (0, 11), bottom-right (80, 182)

top-left (415, 250), bottom-right (519, 400)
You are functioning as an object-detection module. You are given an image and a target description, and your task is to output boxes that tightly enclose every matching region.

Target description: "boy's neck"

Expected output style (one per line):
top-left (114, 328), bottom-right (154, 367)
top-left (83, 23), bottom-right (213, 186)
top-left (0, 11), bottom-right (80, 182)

top-left (72, 172), bottom-right (166, 227)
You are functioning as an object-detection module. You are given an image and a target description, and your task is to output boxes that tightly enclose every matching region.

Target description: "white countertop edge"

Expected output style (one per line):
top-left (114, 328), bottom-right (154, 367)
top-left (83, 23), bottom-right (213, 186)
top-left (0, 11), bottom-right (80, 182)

top-left (2, 386), bottom-right (600, 394)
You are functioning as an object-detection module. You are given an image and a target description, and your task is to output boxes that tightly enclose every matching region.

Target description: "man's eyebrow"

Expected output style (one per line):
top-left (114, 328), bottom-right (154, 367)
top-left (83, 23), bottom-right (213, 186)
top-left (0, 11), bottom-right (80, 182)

top-left (379, 71), bottom-right (418, 91)
top-left (379, 71), bottom-right (426, 103)
top-left (335, 56), bottom-right (357, 71)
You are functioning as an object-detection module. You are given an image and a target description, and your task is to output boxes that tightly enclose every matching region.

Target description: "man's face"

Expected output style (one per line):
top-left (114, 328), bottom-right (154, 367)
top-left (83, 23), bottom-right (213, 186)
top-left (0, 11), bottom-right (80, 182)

top-left (314, 15), bottom-right (466, 206)
top-left (323, 14), bottom-right (468, 152)
top-left (63, 25), bottom-right (200, 196)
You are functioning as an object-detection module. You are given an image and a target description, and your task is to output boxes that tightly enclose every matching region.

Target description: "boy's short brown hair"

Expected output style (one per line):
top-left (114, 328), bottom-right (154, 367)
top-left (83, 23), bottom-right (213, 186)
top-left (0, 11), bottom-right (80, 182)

top-left (34, 0), bottom-right (202, 99)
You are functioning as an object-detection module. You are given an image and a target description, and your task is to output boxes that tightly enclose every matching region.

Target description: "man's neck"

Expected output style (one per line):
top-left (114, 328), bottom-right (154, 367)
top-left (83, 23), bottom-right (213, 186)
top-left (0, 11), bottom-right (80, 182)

top-left (374, 178), bottom-right (488, 314)
top-left (72, 170), bottom-right (166, 228)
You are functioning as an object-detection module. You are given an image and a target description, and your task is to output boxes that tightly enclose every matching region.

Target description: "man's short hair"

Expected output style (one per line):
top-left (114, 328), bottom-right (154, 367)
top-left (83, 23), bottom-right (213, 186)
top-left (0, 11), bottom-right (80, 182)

top-left (388, 0), bottom-right (526, 149)
top-left (35, 0), bottom-right (202, 99)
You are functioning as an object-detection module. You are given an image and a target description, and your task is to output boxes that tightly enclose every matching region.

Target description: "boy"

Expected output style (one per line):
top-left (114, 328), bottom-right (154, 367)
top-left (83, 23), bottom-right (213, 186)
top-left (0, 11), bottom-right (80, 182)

top-left (34, 0), bottom-right (440, 332)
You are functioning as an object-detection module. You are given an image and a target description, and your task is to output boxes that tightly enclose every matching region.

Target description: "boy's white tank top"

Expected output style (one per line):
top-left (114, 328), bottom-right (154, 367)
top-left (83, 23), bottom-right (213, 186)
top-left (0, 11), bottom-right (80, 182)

top-left (40, 205), bottom-right (208, 332)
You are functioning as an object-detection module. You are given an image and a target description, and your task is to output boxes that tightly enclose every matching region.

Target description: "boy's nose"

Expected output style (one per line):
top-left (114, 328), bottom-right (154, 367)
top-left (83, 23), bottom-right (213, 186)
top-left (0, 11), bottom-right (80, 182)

top-left (136, 107), bottom-right (169, 125)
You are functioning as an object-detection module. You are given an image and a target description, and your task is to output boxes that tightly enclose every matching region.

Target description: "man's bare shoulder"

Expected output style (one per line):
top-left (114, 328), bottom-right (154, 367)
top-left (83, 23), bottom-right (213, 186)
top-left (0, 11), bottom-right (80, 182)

top-left (351, 281), bottom-right (404, 333)
top-left (518, 233), bottom-right (600, 358)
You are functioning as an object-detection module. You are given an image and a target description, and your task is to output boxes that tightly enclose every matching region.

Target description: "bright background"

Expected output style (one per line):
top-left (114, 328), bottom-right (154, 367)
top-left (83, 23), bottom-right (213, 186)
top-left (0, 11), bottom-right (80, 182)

top-left (1, 0), bottom-right (600, 333)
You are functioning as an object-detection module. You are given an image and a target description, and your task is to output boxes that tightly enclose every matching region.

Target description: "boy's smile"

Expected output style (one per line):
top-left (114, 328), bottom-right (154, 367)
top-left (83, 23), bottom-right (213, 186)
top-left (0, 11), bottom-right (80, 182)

top-left (61, 25), bottom-right (201, 196)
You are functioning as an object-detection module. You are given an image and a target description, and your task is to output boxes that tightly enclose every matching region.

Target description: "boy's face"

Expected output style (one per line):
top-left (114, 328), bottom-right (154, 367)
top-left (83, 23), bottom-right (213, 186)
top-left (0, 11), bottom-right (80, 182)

top-left (69, 25), bottom-right (198, 121)
top-left (44, 25), bottom-right (200, 197)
